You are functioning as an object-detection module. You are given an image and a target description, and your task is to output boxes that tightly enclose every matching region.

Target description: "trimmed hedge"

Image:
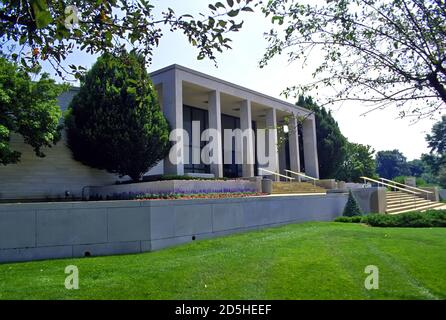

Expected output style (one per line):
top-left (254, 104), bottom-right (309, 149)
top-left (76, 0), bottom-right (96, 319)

top-left (334, 216), bottom-right (363, 223)
top-left (335, 210), bottom-right (446, 227)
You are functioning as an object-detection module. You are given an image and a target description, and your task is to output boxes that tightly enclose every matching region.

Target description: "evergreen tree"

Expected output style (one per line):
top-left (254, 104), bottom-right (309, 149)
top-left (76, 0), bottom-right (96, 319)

top-left (343, 190), bottom-right (362, 217)
top-left (296, 96), bottom-right (348, 179)
top-left (65, 51), bottom-right (170, 181)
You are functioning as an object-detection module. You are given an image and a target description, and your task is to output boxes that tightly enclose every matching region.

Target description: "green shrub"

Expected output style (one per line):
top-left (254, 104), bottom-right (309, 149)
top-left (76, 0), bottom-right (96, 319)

top-left (416, 177), bottom-right (427, 186)
top-left (342, 190), bottom-right (362, 217)
top-left (362, 210), bottom-right (446, 227)
top-left (393, 176), bottom-right (406, 185)
top-left (393, 175), bottom-right (427, 187)
top-left (65, 51), bottom-right (170, 181)
top-left (334, 216), bottom-right (363, 223)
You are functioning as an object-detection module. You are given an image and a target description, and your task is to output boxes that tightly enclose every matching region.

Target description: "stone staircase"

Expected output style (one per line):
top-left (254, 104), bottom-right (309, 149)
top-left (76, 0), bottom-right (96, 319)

top-left (272, 182), bottom-right (326, 195)
top-left (386, 191), bottom-right (445, 214)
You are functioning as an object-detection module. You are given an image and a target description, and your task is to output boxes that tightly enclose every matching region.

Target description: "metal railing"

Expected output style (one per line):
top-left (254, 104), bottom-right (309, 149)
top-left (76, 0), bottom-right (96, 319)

top-left (379, 177), bottom-right (433, 196)
top-left (360, 176), bottom-right (421, 212)
top-left (284, 170), bottom-right (318, 181)
top-left (259, 168), bottom-right (295, 181)
top-left (360, 176), bottom-right (418, 194)
top-left (284, 170), bottom-right (318, 186)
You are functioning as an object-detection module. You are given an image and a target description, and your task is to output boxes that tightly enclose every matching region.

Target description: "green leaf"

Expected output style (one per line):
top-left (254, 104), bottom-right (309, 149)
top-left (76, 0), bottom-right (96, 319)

top-left (215, 2), bottom-right (225, 9)
top-left (31, 0), bottom-right (53, 29)
top-left (127, 86), bottom-right (137, 95)
top-left (227, 0), bottom-right (234, 7)
top-left (271, 16), bottom-right (284, 25)
top-left (104, 31), bottom-right (113, 43)
top-left (19, 34), bottom-right (27, 45)
top-left (227, 10), bottom-right (239, 17)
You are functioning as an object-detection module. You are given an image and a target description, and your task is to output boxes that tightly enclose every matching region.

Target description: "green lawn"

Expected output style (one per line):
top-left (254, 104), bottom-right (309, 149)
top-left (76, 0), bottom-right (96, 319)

top-left (0, 222), bottom-right (445, 300)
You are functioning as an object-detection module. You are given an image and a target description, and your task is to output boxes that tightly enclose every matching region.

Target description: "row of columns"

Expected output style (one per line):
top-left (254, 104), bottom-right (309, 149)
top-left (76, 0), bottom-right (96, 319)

top-left (157, 76), bottom-right (319, 179)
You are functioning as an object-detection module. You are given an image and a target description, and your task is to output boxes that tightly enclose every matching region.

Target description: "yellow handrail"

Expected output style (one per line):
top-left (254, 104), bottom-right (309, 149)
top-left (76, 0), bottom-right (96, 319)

top-left (379, 177), bottom-right (433, 194)
top-left (360, 176), bottom-right (418, 194)
top-left (259, 168), bottom-right (295, 181)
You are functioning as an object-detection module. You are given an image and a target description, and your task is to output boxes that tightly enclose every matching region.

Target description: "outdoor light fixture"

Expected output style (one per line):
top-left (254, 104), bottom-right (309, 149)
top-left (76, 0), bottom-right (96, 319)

top-left (283, 125), bottom-right (289, 133)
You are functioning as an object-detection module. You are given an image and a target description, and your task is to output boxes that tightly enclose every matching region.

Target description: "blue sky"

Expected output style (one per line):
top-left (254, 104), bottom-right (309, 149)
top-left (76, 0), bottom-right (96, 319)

top-left (42, 0), bottom-right (442, 160)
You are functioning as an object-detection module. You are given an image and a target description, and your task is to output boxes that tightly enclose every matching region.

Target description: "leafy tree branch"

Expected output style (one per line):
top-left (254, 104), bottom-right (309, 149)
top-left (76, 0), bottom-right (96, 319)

top-left (260, 0), bottom-right (446, 119)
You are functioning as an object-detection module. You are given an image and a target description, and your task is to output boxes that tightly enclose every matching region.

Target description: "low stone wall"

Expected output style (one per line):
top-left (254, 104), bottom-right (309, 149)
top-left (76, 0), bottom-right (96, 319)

top-left (86, 179), bottom-right (260, 199)
top-left (315, 179), bottom-right (337, 190)
top-left (0, 193), bottom-right (348, 263)
top-left (328, 187), bottom-right (386, 214)
top-left (345, 182), bottom-right (371, 189)
top-left (351, 187), bottom-right (387, 214)
top-left (419, 187), bottom-right (440, 202)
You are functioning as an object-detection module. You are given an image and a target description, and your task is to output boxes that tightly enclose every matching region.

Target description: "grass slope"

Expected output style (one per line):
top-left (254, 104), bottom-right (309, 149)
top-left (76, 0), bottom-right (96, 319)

top-left (0, 222), bottom-right (445, 300)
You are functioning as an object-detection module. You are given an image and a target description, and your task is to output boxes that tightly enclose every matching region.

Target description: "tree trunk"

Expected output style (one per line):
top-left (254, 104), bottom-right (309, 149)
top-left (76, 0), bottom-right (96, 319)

top-left (427, 72), bottom-right (446, 104)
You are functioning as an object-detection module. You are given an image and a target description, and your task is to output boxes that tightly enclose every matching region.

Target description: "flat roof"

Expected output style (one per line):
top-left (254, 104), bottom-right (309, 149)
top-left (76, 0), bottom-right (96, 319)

top-left (69, 64), bottom-right (309, 115)
top-left (150, 64), bottom-right (309, 114)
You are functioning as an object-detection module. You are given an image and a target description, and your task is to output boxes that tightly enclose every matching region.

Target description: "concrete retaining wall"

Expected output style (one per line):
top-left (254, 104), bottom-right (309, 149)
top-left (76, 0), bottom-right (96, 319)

top-left (315, 179), bottom-right (337, 190)
top-left (328, 187), bottom-right (386, 214)
top-left (351, 187), bottom-right (387, 214)
top-left (419, 187), bottom-right (440, 202)
top-left (440, 189), bottom-right (446, 201)
top-left (0, 193), bottom-right (347, 263)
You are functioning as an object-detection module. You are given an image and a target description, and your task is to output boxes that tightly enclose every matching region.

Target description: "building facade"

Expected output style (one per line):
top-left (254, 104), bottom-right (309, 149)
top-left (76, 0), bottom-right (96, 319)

top-left (152, 65), bottom-right (319, 179)
top-left (0, 65), bottom-right (319, 200)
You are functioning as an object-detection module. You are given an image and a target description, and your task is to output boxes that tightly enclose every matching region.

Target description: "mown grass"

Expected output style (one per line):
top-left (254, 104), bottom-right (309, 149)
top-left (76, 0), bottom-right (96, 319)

top-left (0, 222), bottom-right (445, 300)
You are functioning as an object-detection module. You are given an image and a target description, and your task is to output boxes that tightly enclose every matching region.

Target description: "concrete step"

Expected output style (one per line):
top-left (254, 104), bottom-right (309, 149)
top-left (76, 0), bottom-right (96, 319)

top-left (387, 197), bottom-right (427, 203)
top-left (387, 199), bottom-right (431, 209)
top-left (386, 190), bottom-right (444, 214)
top-left (387, 191), bottom-right (416, 195)
top-left (387, 202), bottom-right (445, 214)
top-left (386, 194), bottom-right (419, 200)
top-left (387, 197), bottom-right (423, 204)
top-left (272, 182), bottom-right (326, 194)
top-left (386, 201), bottom-right (436, 213)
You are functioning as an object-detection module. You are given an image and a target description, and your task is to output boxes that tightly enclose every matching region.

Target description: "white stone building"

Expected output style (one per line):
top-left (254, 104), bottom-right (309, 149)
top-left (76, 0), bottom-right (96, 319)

top-left (0, 64), bottom-right (319, 200)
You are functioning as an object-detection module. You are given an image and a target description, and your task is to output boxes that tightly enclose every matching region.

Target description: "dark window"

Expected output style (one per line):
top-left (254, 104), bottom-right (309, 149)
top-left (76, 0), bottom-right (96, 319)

top-left (221, 114), bottom-right (242, 178)
top-left (183, 105), bottom-right (257, 177)
top-left (183, 105), bottom-right (210, 174)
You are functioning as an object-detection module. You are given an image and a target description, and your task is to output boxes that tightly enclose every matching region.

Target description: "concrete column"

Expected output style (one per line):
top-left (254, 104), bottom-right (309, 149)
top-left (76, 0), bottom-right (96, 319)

top-left (161, 70), bottom-right (184, 175)
top-left (266, 108), bottom-right (280, 180)
top-left (240, 100), bottom-right (255, 177)
top-left (302, 115), bottom-right (319, 179)
top-left (208, 90), bottom-right (223, 178)
top-left (288, 115), bottom-right (301, 175)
